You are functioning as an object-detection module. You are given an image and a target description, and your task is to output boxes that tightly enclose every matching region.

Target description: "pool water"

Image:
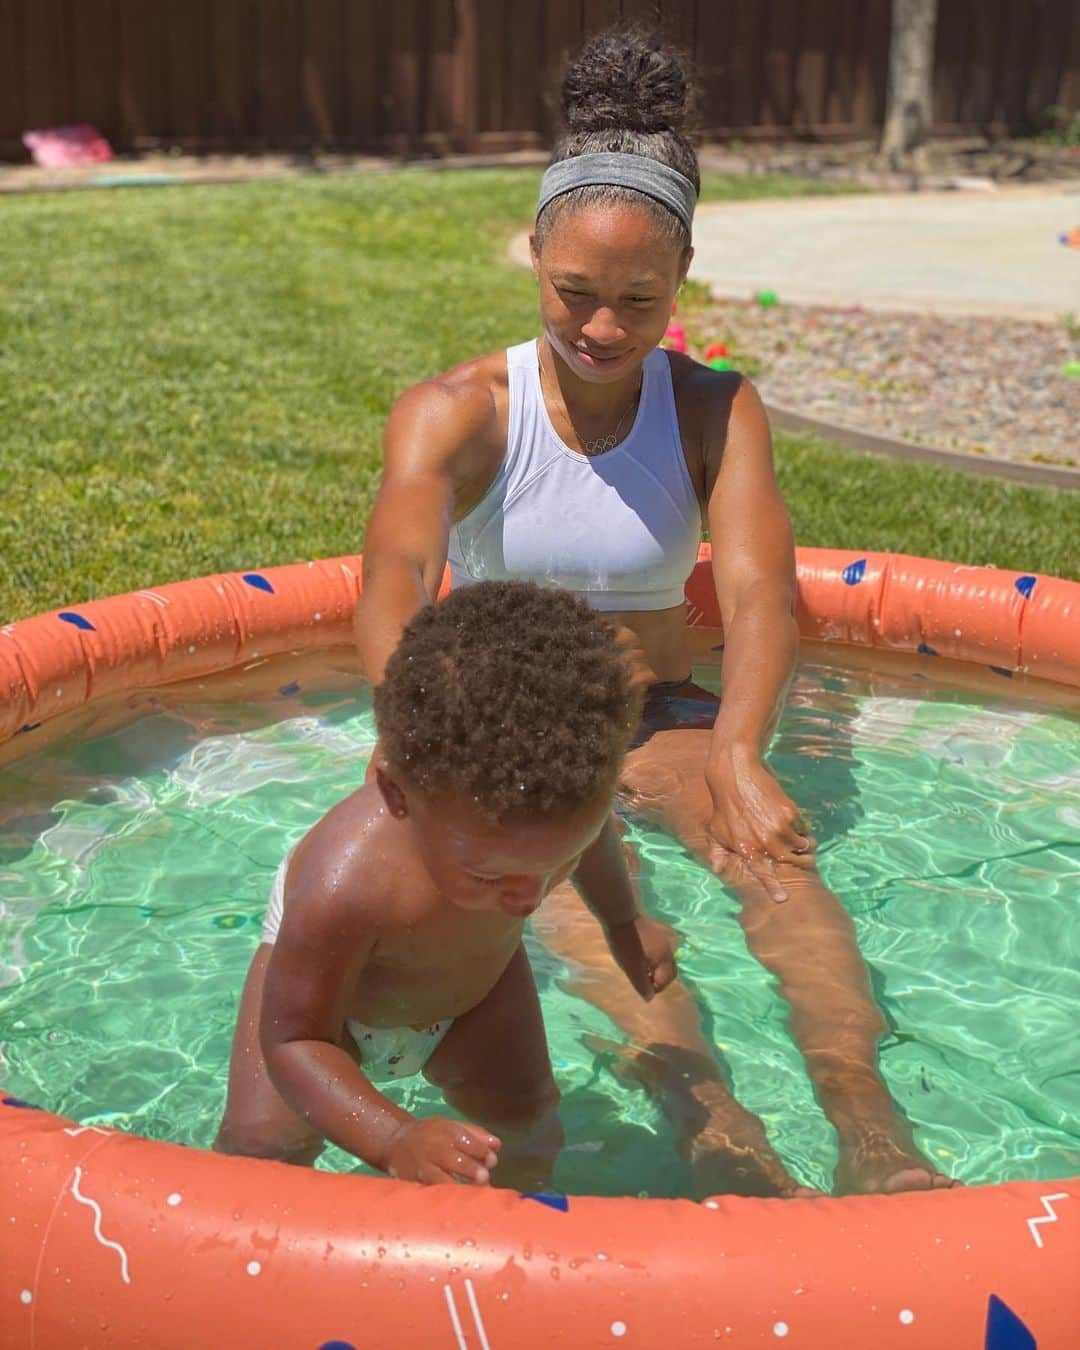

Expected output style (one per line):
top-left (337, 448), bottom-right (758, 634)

top-left (1, 660), bottom-right (1077, 1197)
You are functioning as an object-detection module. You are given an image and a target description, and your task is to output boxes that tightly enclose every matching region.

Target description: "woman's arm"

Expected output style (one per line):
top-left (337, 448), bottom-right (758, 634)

top-left (703, 377), bottom-right (815, 900)
top-left (355, 377), bottom-right (497, 685)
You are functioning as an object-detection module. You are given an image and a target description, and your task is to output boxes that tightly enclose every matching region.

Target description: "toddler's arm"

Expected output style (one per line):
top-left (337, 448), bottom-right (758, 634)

top-left (571, 814), bottom-right (679, 1000)
top-left (260, 876), bottom-right (498, 1184)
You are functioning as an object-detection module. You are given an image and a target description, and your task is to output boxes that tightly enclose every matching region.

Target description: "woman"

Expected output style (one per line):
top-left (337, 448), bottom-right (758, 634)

top-left (356, 28), bottom-right (952, 1197)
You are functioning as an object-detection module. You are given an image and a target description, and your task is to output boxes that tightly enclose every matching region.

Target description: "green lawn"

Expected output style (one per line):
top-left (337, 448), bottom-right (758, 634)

top-left (0, 168), bottom-right (1074, 622)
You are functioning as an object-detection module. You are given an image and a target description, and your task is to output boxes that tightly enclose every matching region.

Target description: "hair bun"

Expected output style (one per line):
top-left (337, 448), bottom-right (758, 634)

top-left (561, 28), bottom-right (692, 135)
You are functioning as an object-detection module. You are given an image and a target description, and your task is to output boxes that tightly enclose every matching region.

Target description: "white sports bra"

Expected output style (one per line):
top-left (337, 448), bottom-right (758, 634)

top-left (447, 340), bottom-right (702, 611)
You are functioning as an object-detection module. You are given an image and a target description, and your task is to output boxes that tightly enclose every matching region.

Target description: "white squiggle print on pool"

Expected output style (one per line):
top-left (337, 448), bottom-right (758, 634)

top-left (1027, 1191), bottom-right (1070, 1248)
top-left (70, 1165), bottom-right (131, 1284)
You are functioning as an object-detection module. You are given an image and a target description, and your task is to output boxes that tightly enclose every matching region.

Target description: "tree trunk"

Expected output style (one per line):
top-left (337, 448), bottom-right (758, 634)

top-left (880, 0), bottom-right (939, 169)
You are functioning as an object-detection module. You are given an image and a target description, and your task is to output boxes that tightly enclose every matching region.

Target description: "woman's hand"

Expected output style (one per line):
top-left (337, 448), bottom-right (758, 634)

top-left (384, 1117), bottom-right (501, 1185)
top-left (604, 914), bottom-right (679, 1000)
top-left (705, 746), bottom-right (816, 903)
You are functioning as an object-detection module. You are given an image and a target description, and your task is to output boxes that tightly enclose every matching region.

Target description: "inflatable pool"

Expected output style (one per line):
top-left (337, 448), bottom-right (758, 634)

top-left (2, 546), bottom-right (1078, 1349)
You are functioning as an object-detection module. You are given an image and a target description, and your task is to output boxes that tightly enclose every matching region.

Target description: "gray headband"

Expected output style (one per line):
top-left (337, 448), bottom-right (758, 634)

top-left (536, 152), bottom-right (696, 233)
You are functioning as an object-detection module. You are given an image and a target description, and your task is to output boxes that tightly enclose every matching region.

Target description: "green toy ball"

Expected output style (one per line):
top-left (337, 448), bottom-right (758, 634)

top-left (1062, 360), bottom-right (1080, 379)
top-left (755, 288), bottom-right (778, 308)
top-left (707, 356), bottom-right (734, 371)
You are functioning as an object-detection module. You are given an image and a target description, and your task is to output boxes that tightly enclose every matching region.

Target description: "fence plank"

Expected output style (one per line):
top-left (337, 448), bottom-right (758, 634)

top-left (253, 0), bottom-right (303, 144)
top-left (506, 0), bottom-right (545, 141)
top-left (583, 0), bottom-right (621, 29)
top-left (423, 0), bottom-right (458, 146)
top-left (163, 0), bottom-right (210, 146)
top-left (0, 0), bottom-right (25, 153)
top-left (538, 0), bottom-right (581, 143)
top-left (342, 0), bottom-right (378, 149)
top-left (299, 0), bottom-right (343, 146)
top-left (1000, 0), bottom-right (1036, 132)
top-left (854, 0), bottom-right (889, 135)
top-left (18, 0), bottom-right (63, 132)
top-left (821, 0), bottom-right (857, 128)
top-left (1025, 0), bottom-right (1068, 127)
top-left (113, 0), bottom-right (170, 147)
top-left (621, 0), bottom-right (659, 26)
top-left (695, 0), bottom-right (736, 134)
top-left (65, 0), bottom-right (119, 139)
top-left (657, 0), bottom-right (695, 52)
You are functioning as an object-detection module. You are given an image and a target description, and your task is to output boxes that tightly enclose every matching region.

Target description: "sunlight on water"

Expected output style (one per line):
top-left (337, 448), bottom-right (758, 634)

top-left (1, 661), bottom-right (1077, 1196)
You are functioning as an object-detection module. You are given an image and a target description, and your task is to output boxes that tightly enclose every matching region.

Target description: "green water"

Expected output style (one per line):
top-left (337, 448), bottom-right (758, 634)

top-left (1, 660), bottom-right (1077, 1196)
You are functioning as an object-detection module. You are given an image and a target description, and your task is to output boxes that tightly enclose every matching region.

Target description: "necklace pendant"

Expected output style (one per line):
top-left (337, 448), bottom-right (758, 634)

top-left (584, 432), bottom-right (616, 455)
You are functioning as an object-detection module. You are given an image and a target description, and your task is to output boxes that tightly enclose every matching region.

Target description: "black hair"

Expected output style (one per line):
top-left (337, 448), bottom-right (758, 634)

top-left (535, 26), bottom-right (700, 251)
top-left (374, 580), bottom-right (640, 821)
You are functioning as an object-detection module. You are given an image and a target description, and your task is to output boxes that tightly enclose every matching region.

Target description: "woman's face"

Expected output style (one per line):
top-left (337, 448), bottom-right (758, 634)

top-left (531, 202), bottom-right (692, 385)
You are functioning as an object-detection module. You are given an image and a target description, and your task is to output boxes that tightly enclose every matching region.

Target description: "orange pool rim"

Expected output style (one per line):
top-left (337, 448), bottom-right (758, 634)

top-left (1, 545), bottom-right (1077, 1349)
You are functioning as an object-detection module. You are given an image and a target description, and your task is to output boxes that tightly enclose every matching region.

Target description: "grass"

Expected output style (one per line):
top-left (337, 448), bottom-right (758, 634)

top-left (0, 167), bottom-right (1074, 622)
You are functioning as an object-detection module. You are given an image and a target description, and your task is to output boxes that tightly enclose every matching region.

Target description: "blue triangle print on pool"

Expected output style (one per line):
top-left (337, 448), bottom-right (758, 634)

top-left (242, 573), bottom-right (275, 594)
top-left (58, 611), bottom-right (96, 631)
top-left (841, 559), bottom-right (867, 585)
top-left (985, 1294), bottom-right (1036, 1350)
top-left (1014, 575), bottom-right (1037, 598)
top-left (521, 1191), bottom-right (569, 1212)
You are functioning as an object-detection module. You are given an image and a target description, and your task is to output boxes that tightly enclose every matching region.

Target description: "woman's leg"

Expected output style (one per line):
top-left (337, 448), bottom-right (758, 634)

top-left (532, 881), bottom-right (817, 1198)
top-left (616, 727), bottom-right (955, 1194)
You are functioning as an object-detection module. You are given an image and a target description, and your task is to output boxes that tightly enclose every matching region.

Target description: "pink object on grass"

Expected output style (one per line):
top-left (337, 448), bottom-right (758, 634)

top-left (22, 124), bottom-right (114, 167)
top-left (662, 322), bottom-right (687, 353)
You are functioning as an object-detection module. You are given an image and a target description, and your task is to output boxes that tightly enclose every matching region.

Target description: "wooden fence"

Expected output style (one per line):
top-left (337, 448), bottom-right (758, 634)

top-left (1, 1), bottom-right (1077, 161)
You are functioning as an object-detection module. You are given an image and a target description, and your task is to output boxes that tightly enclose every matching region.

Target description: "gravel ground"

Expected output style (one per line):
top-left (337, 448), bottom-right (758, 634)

top-left (685, 298), bottom-right (1080, 467)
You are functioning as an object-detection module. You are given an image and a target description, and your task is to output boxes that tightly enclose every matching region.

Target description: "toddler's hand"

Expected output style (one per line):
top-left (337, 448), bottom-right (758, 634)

top-left (384, 1117), bottom-right (500, 1185)
top-left (605, 913), bottom-right (679, 1001)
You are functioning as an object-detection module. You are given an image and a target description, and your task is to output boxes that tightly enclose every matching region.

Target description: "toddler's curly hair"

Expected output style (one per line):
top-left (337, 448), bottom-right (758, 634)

top-left (374, 581), bottom-right (640, 820)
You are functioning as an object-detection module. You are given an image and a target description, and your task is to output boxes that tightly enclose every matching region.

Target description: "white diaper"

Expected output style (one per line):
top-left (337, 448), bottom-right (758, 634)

top-left (346, 1019), bottom-right (453, 1082)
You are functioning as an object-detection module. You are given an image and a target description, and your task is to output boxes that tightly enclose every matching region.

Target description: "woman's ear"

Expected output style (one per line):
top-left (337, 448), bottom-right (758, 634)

top-left (678, 245), bottom-right (695, 289)
top-left (529, 233), bottom-right (541, 280)
top-left (374, 763), bottom-right (409, 819)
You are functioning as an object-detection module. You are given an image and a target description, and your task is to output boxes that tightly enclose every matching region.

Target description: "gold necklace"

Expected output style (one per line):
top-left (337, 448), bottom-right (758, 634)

top-left (539, 348), bottom-right (640, 456)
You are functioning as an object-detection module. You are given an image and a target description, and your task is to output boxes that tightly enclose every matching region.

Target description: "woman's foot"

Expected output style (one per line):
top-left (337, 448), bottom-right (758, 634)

top-left (689, 1124), bottom-right (821, 1200)
top-left (834, 1122), bottom-right (959, 1195)
top-left (585, 1034), bottom-right (818, 1199)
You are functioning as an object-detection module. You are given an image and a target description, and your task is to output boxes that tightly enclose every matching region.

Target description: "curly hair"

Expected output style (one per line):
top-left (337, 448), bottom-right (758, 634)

top-left (535, 25), bottom-right (700, 251)
top-left (374, 581), bottom-right (640, 821)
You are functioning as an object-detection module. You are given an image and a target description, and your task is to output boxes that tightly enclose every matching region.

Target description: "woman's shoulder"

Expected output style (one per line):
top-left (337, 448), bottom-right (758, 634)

top-left (661, 354), bottom-right (774, 495)
top-left (400, 349), bottom-right (508, 406)
top-left (669, 354), bottom-right (770, 436)
top-left (664, 349), bottom-right (745, 406)
top-left (389, 351), bottom-right (509, 439)
top-left (384, 350), bottom-right (512, 483)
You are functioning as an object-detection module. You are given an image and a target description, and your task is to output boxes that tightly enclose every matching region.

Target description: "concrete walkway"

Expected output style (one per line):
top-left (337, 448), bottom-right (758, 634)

top-left (689, 188), bottom-right (1080, 322)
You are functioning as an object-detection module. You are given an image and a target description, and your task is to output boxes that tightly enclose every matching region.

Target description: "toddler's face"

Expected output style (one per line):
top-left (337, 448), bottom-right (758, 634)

top-left (409, 789), bottom-right (612, 917)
